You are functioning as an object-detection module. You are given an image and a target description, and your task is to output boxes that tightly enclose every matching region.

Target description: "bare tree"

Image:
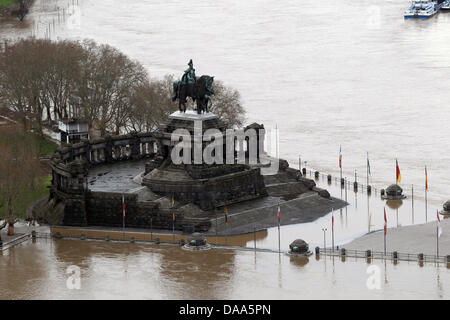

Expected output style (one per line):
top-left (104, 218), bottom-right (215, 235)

top-left (0, 124), bottom-right (43, 236)
top-left (41, 40), bottom-right (85, 124)
top-left (75, 40), bottom-right (148, 136)
top-left (209, 80), bottom-right (246, 127)
top-left (128, 75), bottom-right (177, 132)
top-left (0, 38), bottom-right (247, 140)
top-left (11, 0), bottom-right (32, 22)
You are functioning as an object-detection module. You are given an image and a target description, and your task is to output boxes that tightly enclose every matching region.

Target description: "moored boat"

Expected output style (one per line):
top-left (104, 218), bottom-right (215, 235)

top-left (404, 0), bottom-right (442, 19)
top-left (441, 0), bottom-right (450, 10)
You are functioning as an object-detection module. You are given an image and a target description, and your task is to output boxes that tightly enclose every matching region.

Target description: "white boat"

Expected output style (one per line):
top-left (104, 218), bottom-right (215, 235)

top-left (404, 0), bottom-right (441, 18)
top-left (441, 0), bottom-right (450, 10)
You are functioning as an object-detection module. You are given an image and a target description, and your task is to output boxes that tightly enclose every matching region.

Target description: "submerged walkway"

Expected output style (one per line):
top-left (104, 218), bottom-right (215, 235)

top-left (0, 222), bottom-right (49, 251)
top-left (344, 217), bottom-right (450, 256)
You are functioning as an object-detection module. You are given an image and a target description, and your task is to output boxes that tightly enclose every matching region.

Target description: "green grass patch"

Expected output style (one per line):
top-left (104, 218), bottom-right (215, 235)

top-left (31, 133), bottom-right (59, 156)
top-left (0, 175), bottom-right (51, 220)
top-left (0, 0), bottom-right (16, 9)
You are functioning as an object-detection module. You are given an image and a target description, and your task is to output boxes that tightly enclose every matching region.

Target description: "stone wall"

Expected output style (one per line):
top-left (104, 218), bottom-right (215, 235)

top-left (86, 192), bottom-right (163, 229)
top-left (47, 122), bottom-right (266, 232)
top-left (51, 131), bottom-right (165, 169)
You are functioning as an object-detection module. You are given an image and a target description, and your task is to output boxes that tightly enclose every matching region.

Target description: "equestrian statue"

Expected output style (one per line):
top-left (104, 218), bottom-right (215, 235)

top-left (172, 59), bottom-right (214, 114)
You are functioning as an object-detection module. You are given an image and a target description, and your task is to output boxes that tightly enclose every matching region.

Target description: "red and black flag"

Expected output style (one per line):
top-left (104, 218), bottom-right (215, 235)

top-left (224, 206), bottom-right (229, 226)
top-left (396, 159), bottom-right (401, 183)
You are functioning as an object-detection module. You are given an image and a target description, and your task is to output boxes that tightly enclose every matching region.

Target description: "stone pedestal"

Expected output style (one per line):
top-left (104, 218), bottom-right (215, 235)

top-left (142, 111), bottom-right (268, 210)
top-left (381, 184), bottom-right (406, 200)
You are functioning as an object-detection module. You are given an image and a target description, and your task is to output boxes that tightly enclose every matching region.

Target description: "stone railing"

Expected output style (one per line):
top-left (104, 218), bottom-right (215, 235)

top-left (50, 131), bottom-right (165, 195)
top-left (51, 131), bottom-right (165, 166)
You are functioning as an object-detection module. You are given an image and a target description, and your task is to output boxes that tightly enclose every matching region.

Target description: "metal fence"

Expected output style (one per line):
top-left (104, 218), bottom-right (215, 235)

top-left (305, 169), bottom-right (378, 195)
top-left (318, 247), bottom-right (449, 264)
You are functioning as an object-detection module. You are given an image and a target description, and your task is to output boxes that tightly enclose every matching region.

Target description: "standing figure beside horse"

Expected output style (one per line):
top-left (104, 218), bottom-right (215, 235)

top-left (172, 60), bottom-right (214, 114)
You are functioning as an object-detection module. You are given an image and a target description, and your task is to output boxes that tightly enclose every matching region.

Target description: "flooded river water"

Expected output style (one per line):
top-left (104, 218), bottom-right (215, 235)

top-left (1, 177), bottom-right (448, 299)
top-left (1, 237), bottom-right (450, 299)
top-left (1, 0), bottom-right (450, 206)
top-left (1, 0), bottom-right (450, 299)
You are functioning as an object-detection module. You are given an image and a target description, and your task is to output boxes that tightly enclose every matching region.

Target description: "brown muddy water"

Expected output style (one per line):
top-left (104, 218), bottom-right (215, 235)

top-left (2, 0), bottom-right (450, 206)
top-left (2, 0), bottom-right (450, 299)
top-left (2, 157), bottom-right (448, 299)
top-left (1, 238), bottom-right (450, 299)
top-left (2, 172), bottom-right (447, 300)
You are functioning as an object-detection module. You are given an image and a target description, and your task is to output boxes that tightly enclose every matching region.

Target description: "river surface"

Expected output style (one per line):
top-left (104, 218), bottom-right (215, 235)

top-left (1, 0), bottom-right (450, 206)
top-left (1, 0), bottom-right (450, 299)
top-left (1, 238), bottom-right (450, 299)
top-left (1, 177), bottom-right (448, 300)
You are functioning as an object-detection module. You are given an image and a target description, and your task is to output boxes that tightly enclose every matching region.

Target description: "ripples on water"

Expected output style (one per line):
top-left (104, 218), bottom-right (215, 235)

top-left (2, 0), bottom-right (450, 203)
top-left (1, 0), bottom-right (450, 204)
top-left (0, 239), bottom-right (449, 299)
top-left (1, 0), bottom-right (450, 299)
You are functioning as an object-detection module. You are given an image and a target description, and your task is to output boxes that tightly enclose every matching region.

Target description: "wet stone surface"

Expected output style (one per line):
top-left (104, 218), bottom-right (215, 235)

top-left (87, 160), bottom-right (148, 193)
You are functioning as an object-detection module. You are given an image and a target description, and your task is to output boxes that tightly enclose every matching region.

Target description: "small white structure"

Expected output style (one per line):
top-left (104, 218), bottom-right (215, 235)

top-left (58, 119), bottom-right (89, 144)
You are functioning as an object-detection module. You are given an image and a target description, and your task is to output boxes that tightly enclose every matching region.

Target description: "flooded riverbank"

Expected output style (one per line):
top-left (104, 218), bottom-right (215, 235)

top-left (2, 0), bottom-right (449, 206)
top-left (2, 0), bottom-right (450, 299)
top-left (1, 238), bottom-right (449, 299)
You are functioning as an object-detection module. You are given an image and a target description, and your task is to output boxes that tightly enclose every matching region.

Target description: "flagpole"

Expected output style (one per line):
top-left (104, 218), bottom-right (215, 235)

top-left (224, 206), bottom-right (228, 246)
top-left (425, 166), bottom-right (428, 223)
top-left (437, 225), bottom-right (439, 258)
top-left (437, 210), bottom-right (441, 258)
top-left (172, 194), bottom-right (175, 243)
top-left (122, 194), bottom-right (125, 241)
top-left (366, 152), bottom-right (369, 190)
top-left (278, 201), bottom-right (281, 254)
top-left (331, 207), bottom-right (334, 252)
top-left (275, 123), bottom-right (278, 160)
top-left (384, 207), bottom-right (387, 256)
top-left (345, 177), bottom-right (347, 203)
top-left (412, 184), bottom-right (414, 224)
top-left (395, 159), bottom-right (397, 187)
top-left (339, 146), bottom-right (342, 192)
top-left (215, 208), bottom-right (218, 245)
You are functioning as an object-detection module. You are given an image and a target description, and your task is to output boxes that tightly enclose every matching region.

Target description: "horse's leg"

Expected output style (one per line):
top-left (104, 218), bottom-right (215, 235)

top-left (206, 96), bottom-right (212, 113)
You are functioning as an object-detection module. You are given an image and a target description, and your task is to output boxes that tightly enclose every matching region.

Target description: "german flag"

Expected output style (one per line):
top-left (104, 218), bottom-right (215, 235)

top-left (396, 159), bottom-right (401, 183)
top-left (277, 204), bottom-right (281, 230)
top-left (425, 166), bottom-right (428, 191)
top-left (224, 206), bottom-right (229, 225)
top-left (172, 195), bottom-right (175, 221)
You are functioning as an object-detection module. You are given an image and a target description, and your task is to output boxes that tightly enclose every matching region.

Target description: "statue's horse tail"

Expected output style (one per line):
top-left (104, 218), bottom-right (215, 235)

top-left (172, 80), bottom-right (179, 102)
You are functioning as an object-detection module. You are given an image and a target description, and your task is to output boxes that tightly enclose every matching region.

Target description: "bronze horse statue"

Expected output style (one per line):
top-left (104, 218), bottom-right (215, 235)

top-left (172, 75), bottom-right (214, 114)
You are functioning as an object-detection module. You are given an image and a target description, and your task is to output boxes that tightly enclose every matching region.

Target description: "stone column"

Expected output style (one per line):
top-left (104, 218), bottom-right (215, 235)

top-left (105, 136), bottom-right (114, 163)
top-left (130, 132), bottom-right (140, 159)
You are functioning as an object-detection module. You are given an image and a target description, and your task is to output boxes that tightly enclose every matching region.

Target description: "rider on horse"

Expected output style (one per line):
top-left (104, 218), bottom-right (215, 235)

top-left (181, 59), bottom-right (196, 97)
top-left (172, 59), bottom-right (214, 113)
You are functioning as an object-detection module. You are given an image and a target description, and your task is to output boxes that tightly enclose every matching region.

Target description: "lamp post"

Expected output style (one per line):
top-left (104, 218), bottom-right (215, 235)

top-left (322, 228), bottom-right (327, 251)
